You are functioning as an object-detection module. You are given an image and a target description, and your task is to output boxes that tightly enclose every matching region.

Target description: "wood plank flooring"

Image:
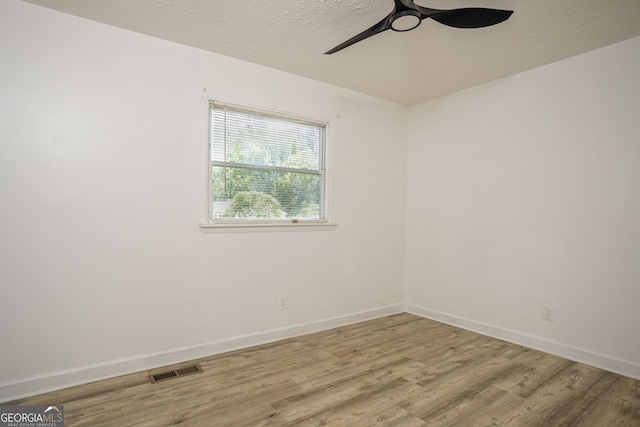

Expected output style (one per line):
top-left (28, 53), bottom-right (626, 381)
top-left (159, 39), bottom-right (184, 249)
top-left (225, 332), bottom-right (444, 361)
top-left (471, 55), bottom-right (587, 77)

top-left (5, 314), bottom-right (640, 426)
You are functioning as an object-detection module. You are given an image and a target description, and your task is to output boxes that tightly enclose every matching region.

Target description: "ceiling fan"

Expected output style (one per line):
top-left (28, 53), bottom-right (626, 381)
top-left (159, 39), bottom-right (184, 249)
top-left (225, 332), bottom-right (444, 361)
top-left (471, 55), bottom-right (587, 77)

top-left (325, 0), bottom-right (513, 54)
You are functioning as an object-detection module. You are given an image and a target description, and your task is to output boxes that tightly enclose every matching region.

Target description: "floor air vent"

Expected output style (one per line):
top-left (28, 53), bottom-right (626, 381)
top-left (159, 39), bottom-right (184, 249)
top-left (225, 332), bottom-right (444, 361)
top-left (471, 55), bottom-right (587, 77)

top-left (149, 364), bottom-right (203, 384)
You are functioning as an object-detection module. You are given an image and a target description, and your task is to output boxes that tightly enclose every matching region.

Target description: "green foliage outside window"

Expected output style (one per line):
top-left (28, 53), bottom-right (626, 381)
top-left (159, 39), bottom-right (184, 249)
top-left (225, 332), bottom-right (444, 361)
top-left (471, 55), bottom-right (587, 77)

top-left (211, 104), bottom-right (325, 220)
top-left (213, 167), bottom-right (321, 218)
top-left (221, 191), bottom-right (283, 218)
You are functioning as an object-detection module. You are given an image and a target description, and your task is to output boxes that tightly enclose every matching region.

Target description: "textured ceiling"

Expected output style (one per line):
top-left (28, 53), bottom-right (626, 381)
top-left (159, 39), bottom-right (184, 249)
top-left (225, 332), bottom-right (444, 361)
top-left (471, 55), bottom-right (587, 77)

top-left (21, 0), bottom-right (640, 105)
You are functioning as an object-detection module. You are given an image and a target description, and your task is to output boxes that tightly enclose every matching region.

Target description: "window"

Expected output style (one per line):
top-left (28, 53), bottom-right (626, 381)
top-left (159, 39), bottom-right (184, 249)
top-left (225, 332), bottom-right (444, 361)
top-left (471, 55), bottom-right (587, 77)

top-left (208, 102), bottom-right (327, 224)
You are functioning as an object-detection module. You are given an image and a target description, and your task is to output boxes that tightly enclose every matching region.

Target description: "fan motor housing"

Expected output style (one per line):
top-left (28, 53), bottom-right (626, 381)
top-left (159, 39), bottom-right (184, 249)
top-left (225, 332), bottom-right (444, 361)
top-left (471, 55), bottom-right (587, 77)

top-left (390, 10), bottom-right (422, 32)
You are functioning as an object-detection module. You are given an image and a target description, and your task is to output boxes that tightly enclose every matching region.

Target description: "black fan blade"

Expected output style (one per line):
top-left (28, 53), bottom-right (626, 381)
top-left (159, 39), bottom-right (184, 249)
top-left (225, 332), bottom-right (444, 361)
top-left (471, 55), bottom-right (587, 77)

top-left (325, 16), bottom-right (391, 54)
top-left (426, 8), bottom-right (513, 29)
top-left (324, 1), bottom-right (513, 54)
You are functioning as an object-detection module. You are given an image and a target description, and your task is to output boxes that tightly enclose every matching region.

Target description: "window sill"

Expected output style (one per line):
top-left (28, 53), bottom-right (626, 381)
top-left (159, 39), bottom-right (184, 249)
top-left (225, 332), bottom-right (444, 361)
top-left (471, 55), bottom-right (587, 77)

top-left (199, 221), bottom-right (337, 233)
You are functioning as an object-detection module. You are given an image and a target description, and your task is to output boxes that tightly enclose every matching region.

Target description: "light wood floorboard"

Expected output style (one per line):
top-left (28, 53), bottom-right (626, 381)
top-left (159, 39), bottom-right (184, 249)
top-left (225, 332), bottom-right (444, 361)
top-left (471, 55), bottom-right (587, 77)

top-left (5, 313), bottom-right (640, 426)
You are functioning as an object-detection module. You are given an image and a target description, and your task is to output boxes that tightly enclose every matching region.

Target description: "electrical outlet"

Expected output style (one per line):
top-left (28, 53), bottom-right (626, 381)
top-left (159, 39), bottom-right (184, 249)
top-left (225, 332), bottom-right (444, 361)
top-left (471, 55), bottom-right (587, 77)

top-left (278, 296), bottom-right (289, 311)
top-left (542, 304), bottom-right (555, 321)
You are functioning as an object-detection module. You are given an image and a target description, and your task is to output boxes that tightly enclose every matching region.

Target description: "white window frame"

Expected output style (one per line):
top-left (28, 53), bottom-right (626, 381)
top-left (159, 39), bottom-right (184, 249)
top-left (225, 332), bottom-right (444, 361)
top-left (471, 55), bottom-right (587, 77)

top-left (201, 101), bottom-right (335, 231)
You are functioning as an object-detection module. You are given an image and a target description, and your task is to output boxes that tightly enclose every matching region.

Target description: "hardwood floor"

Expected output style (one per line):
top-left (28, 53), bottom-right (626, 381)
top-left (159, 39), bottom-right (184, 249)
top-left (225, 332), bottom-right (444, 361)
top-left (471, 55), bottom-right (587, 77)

top-left (5, 313), bottom-right (640, 426)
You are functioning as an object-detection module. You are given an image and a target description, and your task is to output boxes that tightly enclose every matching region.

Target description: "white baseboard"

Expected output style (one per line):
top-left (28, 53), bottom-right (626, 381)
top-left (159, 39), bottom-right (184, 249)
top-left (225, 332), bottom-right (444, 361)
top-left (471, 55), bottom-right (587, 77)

top-left (0, 303), bottom-right (404, 402)
top-left (6, 302), bottom-right (636, 402)
top-left (405, 304), bottom-right (640, 381)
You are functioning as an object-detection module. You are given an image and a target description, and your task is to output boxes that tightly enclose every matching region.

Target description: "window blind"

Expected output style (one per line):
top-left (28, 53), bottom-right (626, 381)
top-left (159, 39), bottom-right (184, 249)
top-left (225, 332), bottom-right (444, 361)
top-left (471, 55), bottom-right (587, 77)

top-left (210, 102), bottom-right (327, 221)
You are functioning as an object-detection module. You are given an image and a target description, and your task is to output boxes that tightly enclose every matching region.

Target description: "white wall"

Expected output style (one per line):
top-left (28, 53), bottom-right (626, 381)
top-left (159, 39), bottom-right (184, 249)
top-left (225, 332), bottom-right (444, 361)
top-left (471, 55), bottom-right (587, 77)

top-left (0, 0), bottom-right (407, 400)
top-left (406, 36), bottom-right (640, 378)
